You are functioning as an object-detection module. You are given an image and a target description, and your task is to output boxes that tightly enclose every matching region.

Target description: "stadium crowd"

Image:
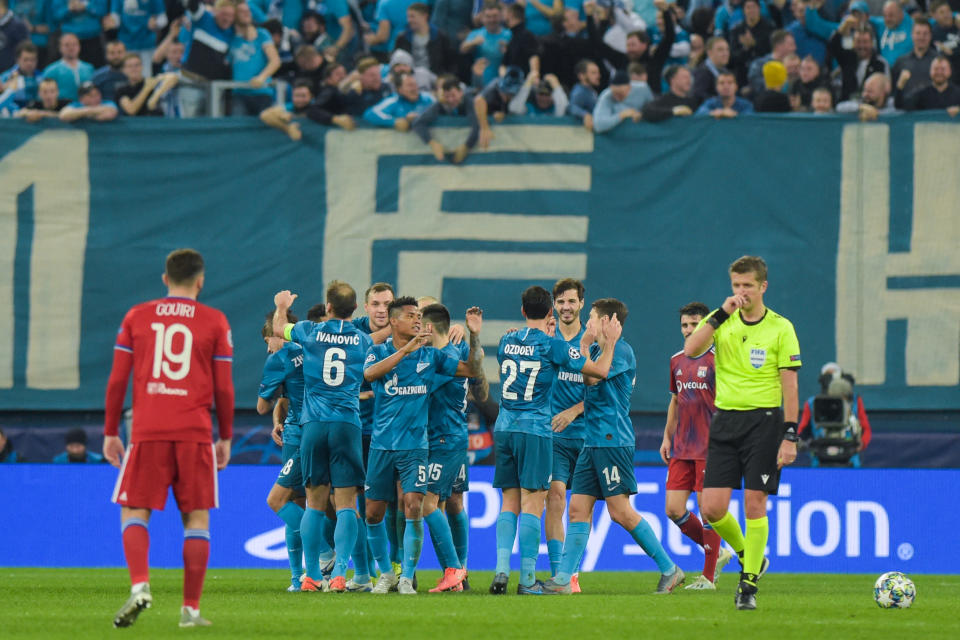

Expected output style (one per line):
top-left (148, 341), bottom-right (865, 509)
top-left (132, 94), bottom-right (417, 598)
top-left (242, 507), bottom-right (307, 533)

top-left (2, 0), bottom-right (959, 143)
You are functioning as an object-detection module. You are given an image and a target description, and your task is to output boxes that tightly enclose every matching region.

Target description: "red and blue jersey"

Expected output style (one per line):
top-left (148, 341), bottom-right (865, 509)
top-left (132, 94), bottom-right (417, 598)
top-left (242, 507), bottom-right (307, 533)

top-left (669, 348), bottom-right (716, 460)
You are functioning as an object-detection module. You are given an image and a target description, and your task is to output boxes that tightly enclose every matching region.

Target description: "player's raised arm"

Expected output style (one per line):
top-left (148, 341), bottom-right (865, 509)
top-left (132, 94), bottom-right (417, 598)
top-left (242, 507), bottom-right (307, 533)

top-left (454, 307), bottom-right (483, 378)
top-left (273, 290), bottom-right (298, 339)
top-left (363, 327), bottom-right (432, 381)
top-left (581, 314), bottom-right (622, 381)
top-left (685, 295), bottom-right (744, 357)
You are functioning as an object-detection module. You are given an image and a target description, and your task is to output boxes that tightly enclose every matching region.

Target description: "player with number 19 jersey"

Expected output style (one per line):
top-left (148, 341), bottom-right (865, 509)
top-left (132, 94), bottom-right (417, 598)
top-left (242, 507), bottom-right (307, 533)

top-left (105, 297), bottom-right (234, 446)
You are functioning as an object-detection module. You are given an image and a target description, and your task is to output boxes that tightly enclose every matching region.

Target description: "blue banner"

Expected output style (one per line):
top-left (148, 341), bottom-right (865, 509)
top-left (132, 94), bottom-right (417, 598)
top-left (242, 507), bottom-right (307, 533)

top-left (0, 465), bottom-right (950, 574)
top-left (1, 117), bottom-right (958, 412)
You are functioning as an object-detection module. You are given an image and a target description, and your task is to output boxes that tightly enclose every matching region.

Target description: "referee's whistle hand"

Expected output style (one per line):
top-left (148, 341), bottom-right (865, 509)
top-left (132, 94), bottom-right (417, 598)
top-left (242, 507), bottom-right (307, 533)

top-left (777, 440), bottom-right (797, 469)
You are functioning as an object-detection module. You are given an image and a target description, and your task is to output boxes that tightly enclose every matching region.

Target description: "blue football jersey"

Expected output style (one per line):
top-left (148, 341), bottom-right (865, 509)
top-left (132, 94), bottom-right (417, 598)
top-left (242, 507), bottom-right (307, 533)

top-left (495, 327), bottom-right (587, 437)
top-left (550, 326), bottom-right (587, 440)
top-left (584, 340), bottom-right (637, 448)
top-left (352, 316), bottom-right (376, 436)
top-left (365, 339), bottom-right (461, 451)
top-left (286, 319), bottom-right (374, 428)
top-left (428, 341), bottom-right (471, 451)
top-left (257, 342), bottom-right (305, 445)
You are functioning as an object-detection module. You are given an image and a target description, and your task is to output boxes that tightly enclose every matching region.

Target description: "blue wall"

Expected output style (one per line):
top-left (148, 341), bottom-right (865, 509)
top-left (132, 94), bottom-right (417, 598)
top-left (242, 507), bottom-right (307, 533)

top-left (1, 116), bottom-right (958, 412)
top-left (0, 465), bottom-right (950, 574)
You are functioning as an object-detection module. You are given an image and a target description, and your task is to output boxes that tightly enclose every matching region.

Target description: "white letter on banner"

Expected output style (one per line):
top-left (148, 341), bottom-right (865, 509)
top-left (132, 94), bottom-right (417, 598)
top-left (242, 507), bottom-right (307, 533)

top-left (466, 481), bottom-right (500, 529)
top-left (846, 501), bottom-right (890, 558)
top-left (777, 483), bottom-right (792, 556)
top-left (243, 526), bottom-right (288, 560)
top-left (0, 130), bottom-right (89, 389)
top-left (796, 500), bottom-right (841, 557)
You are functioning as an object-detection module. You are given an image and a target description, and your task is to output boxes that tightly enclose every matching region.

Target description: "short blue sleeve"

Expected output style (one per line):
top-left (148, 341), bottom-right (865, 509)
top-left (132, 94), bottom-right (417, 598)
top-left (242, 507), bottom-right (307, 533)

top-left (433, 347), bottom-right (461, 378)
top-left (363, 344), bottom-right (384, 372)
top-left (550, 338), bottom-right (586, 371)
top-left (258, 353), bottom-right (286, 399)
top-left (289, 320), bottom-right (312, 345)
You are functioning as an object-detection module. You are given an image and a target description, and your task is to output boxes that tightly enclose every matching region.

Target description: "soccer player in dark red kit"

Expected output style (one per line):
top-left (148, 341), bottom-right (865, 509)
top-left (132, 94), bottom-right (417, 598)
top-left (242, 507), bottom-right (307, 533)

top-left (660, 302), bottom-right (732, 589)
top-left (103, 249), bottom-right (235, 629)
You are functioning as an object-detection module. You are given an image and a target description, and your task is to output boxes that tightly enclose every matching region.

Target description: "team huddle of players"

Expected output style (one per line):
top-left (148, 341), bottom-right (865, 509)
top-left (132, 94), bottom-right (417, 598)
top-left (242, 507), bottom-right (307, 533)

top-left (104, 250), bottom-right (799, 628)
top-left (258, 278), bottom-right (726, 596)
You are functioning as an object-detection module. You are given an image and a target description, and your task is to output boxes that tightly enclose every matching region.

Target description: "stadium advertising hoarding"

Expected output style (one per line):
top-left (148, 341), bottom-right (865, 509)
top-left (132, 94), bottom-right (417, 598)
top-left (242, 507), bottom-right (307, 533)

top-left (1, 117), bottom-right (959, 412)
top-left (1, 465), bottom-right (951, 574)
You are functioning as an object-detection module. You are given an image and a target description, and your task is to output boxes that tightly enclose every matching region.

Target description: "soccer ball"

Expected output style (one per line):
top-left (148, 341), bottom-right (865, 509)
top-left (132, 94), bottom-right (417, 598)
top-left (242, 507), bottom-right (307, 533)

top-left (874, 571), bottom-right (916, 609)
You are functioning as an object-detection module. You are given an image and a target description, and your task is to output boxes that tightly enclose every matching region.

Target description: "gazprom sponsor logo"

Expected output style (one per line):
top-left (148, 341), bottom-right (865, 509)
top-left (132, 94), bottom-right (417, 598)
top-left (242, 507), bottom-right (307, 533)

top-left (558, 370), bottom-right (583, 383)
top-left (383, 373), bottom-right (427, 396)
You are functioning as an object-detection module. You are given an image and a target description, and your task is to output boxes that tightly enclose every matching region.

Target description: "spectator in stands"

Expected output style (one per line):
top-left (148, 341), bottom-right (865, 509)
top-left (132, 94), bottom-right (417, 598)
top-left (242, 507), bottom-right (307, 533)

top-left (539, 9), bottom-right (592, 89)
top-left (387, 43), bottom-right (434, 91)
top-left (892, 20), bottom-right (937, 106)
top-left (263, 18), bottom-right (300, 77)
top-left (104, 0), bottom-right (166, 72)
top-left (836, 71), bottom-right (896, 121)
top-left (316, 0), bottom-right (354, 62)
top-left (902, 55), bottom-right (960, 115)
top-left (307, 62), bottom-right (356, 128)
top-left (342, 57), bottom-right (391, 115)
top-left (930, 0), bottom-right (960, 70)
top-left (59, 80), bottom-right (119, 121)
top-left (628, 1), bottom-right (676, 94)
top-left (652, 4), bottom-right (691, 67)
top-left (413, 74), bottom-right (476, 162)
top-left (875, 1), bottom-right (914, 67)
top-left (831, 26), bottom-right (889, 102)
top-left (290, 45), bottom-right (327, 96)
top-left (592, 68), bottom-right (652, 132)
top-left (729, 0), bottom-right (773, 91)
top-left (692, 36), bottom-right (730, 102)
top-left (522, 0), bottom-right (562, 37)
top-left (117, 52), bottom-right (177, 116)
top-left (568, 58), bottom-right (600, 129)
top-left (471, 64), bottom-right (524, 147)
top-left (14, 77), bottom-right (69, 121)
top-left (641, 63), bottom-right (696, 121)
top-left (0, 42), bottom-right (42, 110)
top-left (461, 1), bottom-right (512, 87)
top-left (9, 0), bottom-right (51, 68)
top-left (365, 0), bottom-right (414, 57)
top-left (394, 3), bottom-right (458, 78)
top-left (433, 0), bottom-right (475, 42)
top-left (715, 0), bottom-right (772, 40)
top-left (151, 25), bottom-right (185, 117)
top-left (0, 0), bottom-right (28, 72)
top-left (0, 426), bottom-right (19, 463)
top-left (811, 85), bottom-right (833, 113)
top-left (181, 0), bottom-right (236, 117)
top-left (52, 0), bottom-right (107, 67)
top-left (789, 55), bottom-right (827, 111)
top-left (786, 0), bottom-right (826, 66)
top-left (752, 59), bottom-right (790, 111)
top-left (695, 68), bottom-right (753, 116)
top-left (746, 29), bottom-right (795, 97)
top-left (509, 70), bottom-right (569, 115)
top-left (688, 33), bottom-right (706, 68)
top-left (53, 428), bottom-right (105, 464)
top-left (803, 0), bottom-right (875, 47)
top-left (91, 40), bottom-right (128, 102)
top-left (260, 78), bottom-right (353, 139)
top-left (229, 1), bottom-right (281, 116)
top-left (298, 11), bottom-right (333, 52)
top-left (362, 70), bottom-right (435, 129)
top-left (42, 33), bottom-right (95, 101)
top-left (503, 2), bottom-right (541, 76)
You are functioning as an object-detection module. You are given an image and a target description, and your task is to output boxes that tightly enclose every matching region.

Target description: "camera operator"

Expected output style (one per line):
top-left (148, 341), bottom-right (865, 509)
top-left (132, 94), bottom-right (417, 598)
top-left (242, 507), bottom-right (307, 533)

top-left (798, 362), bottom-right (872, 467)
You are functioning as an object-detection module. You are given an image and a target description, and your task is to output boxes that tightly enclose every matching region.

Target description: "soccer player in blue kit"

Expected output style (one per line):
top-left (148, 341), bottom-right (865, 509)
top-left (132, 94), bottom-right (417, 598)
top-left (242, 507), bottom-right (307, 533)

top-left (257, 310), bottom-right (311, 591)
top-left (489, 286), bottom-right (620, 596)
top-left (363, 297), bottom-right (483, 594)
top-left (543, 299), bottom-right (685, 595)
top-left (546, 278), bottom-right (588, 592)
top-left (272, 282), bottom-right (374, 593)
top-left (420, 303), bottom-right (489, 592)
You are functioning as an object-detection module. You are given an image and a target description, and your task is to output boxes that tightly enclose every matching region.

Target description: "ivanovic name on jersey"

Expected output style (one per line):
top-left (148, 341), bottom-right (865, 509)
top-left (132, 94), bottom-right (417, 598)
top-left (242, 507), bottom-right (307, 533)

top-left (315, 332), bottom-right (362, 345)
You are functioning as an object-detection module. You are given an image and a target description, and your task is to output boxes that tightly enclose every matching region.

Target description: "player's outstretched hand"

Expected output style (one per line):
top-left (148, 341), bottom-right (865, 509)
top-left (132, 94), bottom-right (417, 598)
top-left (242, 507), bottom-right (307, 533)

top-left (777, 439), bottom-right (797, 469)
top-left (580, 319), bottom-right (598, 352)
top-left (403, 327), bottom-right (432, 353)
top-left (721, 294), bottom-right (745, 314)
top-left (448, 324), bottom-right (466, 344)
top-left (216, 439), bottom-right (232, 470)
top-left (103, 435), bottom-right (125, 468)
top-left (659, 437), bottom-right (671, 464)
top-left (465, 306), bottom-right (483, 335)
top-left (274, 290), bottom-right (297, 309)
top-left (271, 422), bottom-right (284, 447)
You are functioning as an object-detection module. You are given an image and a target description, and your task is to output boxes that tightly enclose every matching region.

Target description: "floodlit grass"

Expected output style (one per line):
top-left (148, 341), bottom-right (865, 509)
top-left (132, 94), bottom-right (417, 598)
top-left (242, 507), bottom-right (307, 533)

top-left (1, 569), bottom-right (956, 639)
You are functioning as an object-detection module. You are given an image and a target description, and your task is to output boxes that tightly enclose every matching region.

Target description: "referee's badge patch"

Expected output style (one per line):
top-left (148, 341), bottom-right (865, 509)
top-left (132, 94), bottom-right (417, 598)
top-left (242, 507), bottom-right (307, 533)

top-left (749, 348), bottom-right (767, 369)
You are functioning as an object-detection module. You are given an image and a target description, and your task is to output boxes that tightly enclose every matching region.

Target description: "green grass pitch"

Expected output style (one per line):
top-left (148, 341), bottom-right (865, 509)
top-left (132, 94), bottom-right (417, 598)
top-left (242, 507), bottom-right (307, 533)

top-left (1, 569), bottom-right (957, 639)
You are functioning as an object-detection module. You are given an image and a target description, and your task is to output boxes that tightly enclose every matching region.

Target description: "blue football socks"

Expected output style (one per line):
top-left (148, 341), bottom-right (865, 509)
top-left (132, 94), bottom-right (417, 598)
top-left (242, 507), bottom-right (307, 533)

top-left (518, 513), bottom-right (541, 587)
top-left (495, 511), bottom-right (518, 575)
top-left (401, 518), bottom-right (424, 580)
top-left (555, 521), bottom-right (590, 585)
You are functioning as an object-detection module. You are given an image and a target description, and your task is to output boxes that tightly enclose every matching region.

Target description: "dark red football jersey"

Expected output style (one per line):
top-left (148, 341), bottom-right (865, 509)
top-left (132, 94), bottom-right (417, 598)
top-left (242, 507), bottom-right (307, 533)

top-left (669, 348), bottom-right (716, 460)
top-left (105, 296), bottom-right (234, 443)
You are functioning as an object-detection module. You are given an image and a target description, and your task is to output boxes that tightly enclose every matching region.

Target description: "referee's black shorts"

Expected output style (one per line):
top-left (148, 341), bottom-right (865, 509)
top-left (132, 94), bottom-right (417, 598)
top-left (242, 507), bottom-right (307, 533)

top-left (703, 408), bottom-right (785, 495)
